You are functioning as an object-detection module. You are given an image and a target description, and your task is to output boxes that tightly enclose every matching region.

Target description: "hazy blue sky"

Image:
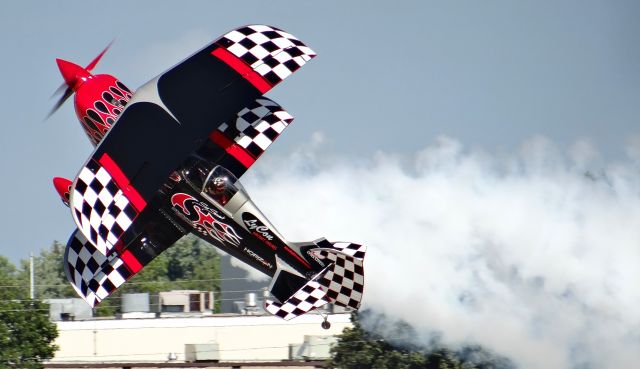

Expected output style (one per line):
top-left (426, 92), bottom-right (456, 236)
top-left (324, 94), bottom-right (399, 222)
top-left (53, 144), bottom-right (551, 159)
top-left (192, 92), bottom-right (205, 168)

top-left (1, 0), bottom-right (639, 263)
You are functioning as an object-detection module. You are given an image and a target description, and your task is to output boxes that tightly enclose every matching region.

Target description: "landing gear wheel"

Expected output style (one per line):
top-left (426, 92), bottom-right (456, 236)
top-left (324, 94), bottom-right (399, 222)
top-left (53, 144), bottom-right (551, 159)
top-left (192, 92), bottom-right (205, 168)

top-left (321, 319), bottom-right (331, 330)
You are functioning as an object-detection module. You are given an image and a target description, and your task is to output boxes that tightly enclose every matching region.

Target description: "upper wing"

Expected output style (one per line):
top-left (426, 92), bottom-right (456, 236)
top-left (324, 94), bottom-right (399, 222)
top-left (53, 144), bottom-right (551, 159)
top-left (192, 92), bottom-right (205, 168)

top-left (69, 25), bottom-right (315, 253)
top-left (197, 97), bottom-right (294, 178)
top-left (214, 25), bottom-right (316, 93)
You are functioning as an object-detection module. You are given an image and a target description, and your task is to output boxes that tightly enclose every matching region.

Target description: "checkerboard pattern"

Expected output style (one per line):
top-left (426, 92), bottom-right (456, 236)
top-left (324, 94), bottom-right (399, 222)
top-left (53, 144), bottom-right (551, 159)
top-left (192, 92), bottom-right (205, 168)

top-left (218, 97), bottom-right (293, 159)
top-left (264, 280), bottom-right (330, 320)
top-left (264, 240), bottom-right (366, 320)
top-left (71, 159), bottom-right (137, 255)
top-left (314, 239), bottom-right (367, 260)
top-left (218, 25), bottom-right (316, 86)
top-left (316, 250), bottom-right (365, 309)
top-left (310, 241), bottom-right (366, 310)
top-left (64, 229), bottom-right (132, 307)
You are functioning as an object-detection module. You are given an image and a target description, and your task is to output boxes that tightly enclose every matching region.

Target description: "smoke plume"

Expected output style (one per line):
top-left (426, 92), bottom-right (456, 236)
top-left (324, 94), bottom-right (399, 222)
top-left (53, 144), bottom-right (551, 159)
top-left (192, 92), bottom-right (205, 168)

top-left (240, 133), bottom-right (640, 369)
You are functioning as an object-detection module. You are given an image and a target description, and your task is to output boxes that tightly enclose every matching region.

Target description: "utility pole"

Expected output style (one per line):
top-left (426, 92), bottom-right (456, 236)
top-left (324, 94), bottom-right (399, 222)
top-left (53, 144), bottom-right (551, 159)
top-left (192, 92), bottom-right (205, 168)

top-left (29, 252), bottom-right (35, 299)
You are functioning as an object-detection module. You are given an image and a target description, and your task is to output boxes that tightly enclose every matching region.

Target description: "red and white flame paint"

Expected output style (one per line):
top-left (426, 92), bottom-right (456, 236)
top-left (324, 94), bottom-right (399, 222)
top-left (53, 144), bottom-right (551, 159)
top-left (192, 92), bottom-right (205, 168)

top-left (56, 58), bottom-right (133, 146)
top-left (171, 193), bottom-right (241, 247)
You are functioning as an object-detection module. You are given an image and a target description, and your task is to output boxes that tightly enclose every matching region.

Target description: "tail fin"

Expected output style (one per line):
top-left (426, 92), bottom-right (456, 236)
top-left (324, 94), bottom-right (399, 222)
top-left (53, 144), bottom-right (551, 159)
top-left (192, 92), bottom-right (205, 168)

top-left (264, 239), bottom-right (366, 320)
top-left (311, 240), bottom-right (366, 309)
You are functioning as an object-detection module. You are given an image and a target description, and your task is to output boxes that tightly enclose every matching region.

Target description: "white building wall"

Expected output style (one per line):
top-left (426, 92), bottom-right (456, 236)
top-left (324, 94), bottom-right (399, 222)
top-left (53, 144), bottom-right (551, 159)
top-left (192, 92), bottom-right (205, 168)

top-left (52, 313), bottom-right (351, 363)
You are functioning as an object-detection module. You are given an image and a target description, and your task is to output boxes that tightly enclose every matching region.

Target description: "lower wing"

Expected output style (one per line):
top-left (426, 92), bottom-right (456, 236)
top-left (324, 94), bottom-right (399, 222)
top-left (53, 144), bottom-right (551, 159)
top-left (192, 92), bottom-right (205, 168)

top-left (64, 209), bottom-right (184, 306)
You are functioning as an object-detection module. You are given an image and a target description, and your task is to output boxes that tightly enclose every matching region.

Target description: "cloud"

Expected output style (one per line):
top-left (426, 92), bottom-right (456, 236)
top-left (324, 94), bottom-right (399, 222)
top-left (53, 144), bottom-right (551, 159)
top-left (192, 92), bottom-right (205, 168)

top-left (240, 134), bottom-right (640, 369)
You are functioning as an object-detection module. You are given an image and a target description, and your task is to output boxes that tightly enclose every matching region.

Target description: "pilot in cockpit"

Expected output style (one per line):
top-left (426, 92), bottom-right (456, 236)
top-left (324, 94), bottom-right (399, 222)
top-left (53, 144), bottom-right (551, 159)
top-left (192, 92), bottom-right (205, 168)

top-left (205, 176), bottom-right (231, 206)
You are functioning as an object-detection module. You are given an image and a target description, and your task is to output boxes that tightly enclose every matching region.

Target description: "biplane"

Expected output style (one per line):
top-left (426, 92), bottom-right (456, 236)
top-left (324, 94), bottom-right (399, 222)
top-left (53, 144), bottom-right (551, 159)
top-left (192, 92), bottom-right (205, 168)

top-left (50, 25), bottom-right (365, 328)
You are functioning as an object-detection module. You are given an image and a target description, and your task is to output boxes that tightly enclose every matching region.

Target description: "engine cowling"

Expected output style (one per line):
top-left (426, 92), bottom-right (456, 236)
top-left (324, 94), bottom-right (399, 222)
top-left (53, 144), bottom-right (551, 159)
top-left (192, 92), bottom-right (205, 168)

top-left (72, 73), bottom-right (132, 145)
top-left (55, 57), bottom-right (133, 146)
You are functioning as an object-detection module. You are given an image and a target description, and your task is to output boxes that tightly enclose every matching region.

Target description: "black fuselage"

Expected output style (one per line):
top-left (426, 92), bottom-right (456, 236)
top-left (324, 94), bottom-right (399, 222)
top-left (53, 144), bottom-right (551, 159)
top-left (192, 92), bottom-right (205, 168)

top-left (156, 175), bottom-right (320, 279)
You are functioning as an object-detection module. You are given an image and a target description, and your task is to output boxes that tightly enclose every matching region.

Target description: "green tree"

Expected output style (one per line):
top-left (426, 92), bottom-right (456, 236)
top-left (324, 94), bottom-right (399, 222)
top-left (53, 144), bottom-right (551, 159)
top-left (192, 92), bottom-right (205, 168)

top-left (329, 312), bottom-right (463, 369)
top-left (17, 241), bottom-right (74, 300)
top-left (13, 235), bottom-right (221, 316)
top-left (94, 234), bottom-right (221, 315)
top-left (0, 235), bottom-right (221, 365)
top-left (0, 257), bottom-right (20, 300)
top-left (329, 312), bottom-right (512, 369)
top-left (0, 256), bottom-right (58, 369)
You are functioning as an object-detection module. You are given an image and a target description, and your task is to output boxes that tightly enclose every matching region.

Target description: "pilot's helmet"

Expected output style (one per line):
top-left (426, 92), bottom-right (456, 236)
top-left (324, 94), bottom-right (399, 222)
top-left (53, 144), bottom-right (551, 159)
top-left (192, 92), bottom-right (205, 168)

top-left (212, 176), bottom-right (227, 192)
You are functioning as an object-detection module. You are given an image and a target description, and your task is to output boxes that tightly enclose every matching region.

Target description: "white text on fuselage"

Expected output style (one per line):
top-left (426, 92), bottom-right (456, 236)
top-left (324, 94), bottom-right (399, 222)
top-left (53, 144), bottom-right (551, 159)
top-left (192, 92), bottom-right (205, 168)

top-left (243, 247), bottom-right (273, 269)
top-left (306, 250), bottom-right (325, 267)
top-left (243, 219), bottom-right (274, 241)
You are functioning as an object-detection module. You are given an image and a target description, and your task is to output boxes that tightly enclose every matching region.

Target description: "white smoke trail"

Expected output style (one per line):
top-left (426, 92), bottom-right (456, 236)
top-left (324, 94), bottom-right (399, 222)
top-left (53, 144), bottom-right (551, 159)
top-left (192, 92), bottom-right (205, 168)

top-left (240, 133), bottom-right (640, 369)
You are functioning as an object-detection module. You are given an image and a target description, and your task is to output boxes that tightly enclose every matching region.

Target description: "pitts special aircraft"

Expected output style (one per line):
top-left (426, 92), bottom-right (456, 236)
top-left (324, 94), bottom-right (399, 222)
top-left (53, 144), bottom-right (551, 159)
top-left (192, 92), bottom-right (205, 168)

top-left (50, 25), bottom-right (365, 328)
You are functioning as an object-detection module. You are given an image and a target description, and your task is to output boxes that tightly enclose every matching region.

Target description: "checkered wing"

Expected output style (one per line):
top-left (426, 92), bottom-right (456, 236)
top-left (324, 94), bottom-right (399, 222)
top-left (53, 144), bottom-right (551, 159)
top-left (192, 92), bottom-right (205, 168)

top-left (70, 156), bottom-right (142, 255)
top-left (199, 97), bottom-right (296, 179)
top-left (264, 280), bottom-right (331, 321)
top-left (217, 25), bottom-right (316, 89)
top-left (310, 241), bottom-right (366, 310)
top-left (64, 229), bottom-right (134, 307)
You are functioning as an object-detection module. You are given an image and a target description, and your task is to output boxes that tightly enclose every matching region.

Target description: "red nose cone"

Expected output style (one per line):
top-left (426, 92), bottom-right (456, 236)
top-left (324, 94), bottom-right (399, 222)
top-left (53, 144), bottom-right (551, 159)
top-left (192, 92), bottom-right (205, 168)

top-left (53, 177), bottom-right (73, 206)
top-left (56, 59), bottom-right (91, 91)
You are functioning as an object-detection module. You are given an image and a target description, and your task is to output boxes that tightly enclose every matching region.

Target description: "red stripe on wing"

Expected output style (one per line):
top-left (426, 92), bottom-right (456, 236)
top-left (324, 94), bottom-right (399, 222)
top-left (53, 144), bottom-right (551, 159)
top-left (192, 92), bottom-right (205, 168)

top-left (209, 131), bottom-right (256, 168)
top-left (211, 47), bottom-right (272, 94)
top-left (120, 249), bottom-right (143, 273)
top-left (98, 153), bottom-right (147, 211)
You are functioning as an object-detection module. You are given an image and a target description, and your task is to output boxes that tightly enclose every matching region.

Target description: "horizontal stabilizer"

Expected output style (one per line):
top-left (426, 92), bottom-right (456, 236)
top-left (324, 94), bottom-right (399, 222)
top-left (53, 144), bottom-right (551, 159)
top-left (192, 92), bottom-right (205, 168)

top-left (265, 279), bottom-right (330, 320)
top-left (264, 240), bottom-right (366, 320)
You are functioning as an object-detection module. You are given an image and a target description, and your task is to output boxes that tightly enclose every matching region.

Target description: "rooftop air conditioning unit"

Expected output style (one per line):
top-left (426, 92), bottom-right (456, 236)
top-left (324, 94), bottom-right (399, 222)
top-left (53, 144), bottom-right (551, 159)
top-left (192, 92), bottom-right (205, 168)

top-left (185, 343), bottom-right (220, 362)
top-left (289, 335), bottom-right (337, 360)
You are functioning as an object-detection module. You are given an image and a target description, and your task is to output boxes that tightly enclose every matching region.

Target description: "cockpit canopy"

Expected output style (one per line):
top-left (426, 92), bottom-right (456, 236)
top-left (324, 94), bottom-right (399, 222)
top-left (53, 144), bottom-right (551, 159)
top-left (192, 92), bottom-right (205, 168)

top-left (181, 158), bottom-right (247, 206)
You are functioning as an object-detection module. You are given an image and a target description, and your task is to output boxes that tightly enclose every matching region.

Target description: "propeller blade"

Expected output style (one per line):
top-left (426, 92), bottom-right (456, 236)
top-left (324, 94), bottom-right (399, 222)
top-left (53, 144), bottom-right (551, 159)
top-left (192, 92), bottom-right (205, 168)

top-left (85, 40), bottom-right (113, 72)
top-left (46, 40), bottom-right (113, 120)
top-left (45, 87), bottom-right (73, 120)
top-left (50, 82), bottom-right (68, 99)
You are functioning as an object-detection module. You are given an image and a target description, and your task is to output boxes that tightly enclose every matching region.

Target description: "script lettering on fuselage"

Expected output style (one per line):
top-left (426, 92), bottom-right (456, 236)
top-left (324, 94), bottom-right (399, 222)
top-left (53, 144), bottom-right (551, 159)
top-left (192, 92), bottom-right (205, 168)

top-left (243, 219), bottom-right (274, 241)
top-left (171, 193), bottom-right (241, 247)
top-left (241, 213), bottom-right (278, 251)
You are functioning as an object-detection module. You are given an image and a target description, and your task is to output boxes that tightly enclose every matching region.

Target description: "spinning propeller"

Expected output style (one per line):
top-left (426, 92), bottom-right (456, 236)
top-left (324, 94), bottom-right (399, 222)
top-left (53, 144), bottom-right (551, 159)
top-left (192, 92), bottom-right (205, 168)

top-left (46, 42), bottom-right (113, 119)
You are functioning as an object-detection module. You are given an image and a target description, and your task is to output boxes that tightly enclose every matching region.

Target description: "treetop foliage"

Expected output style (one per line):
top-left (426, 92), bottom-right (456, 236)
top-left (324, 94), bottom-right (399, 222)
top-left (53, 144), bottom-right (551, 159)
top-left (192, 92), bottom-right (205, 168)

top-left (328, 311), bottom-right (514, 369)
top-left (0, 255), bottom-right (58, 368)
top-left (0, 234), bottom-right (222, 367)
